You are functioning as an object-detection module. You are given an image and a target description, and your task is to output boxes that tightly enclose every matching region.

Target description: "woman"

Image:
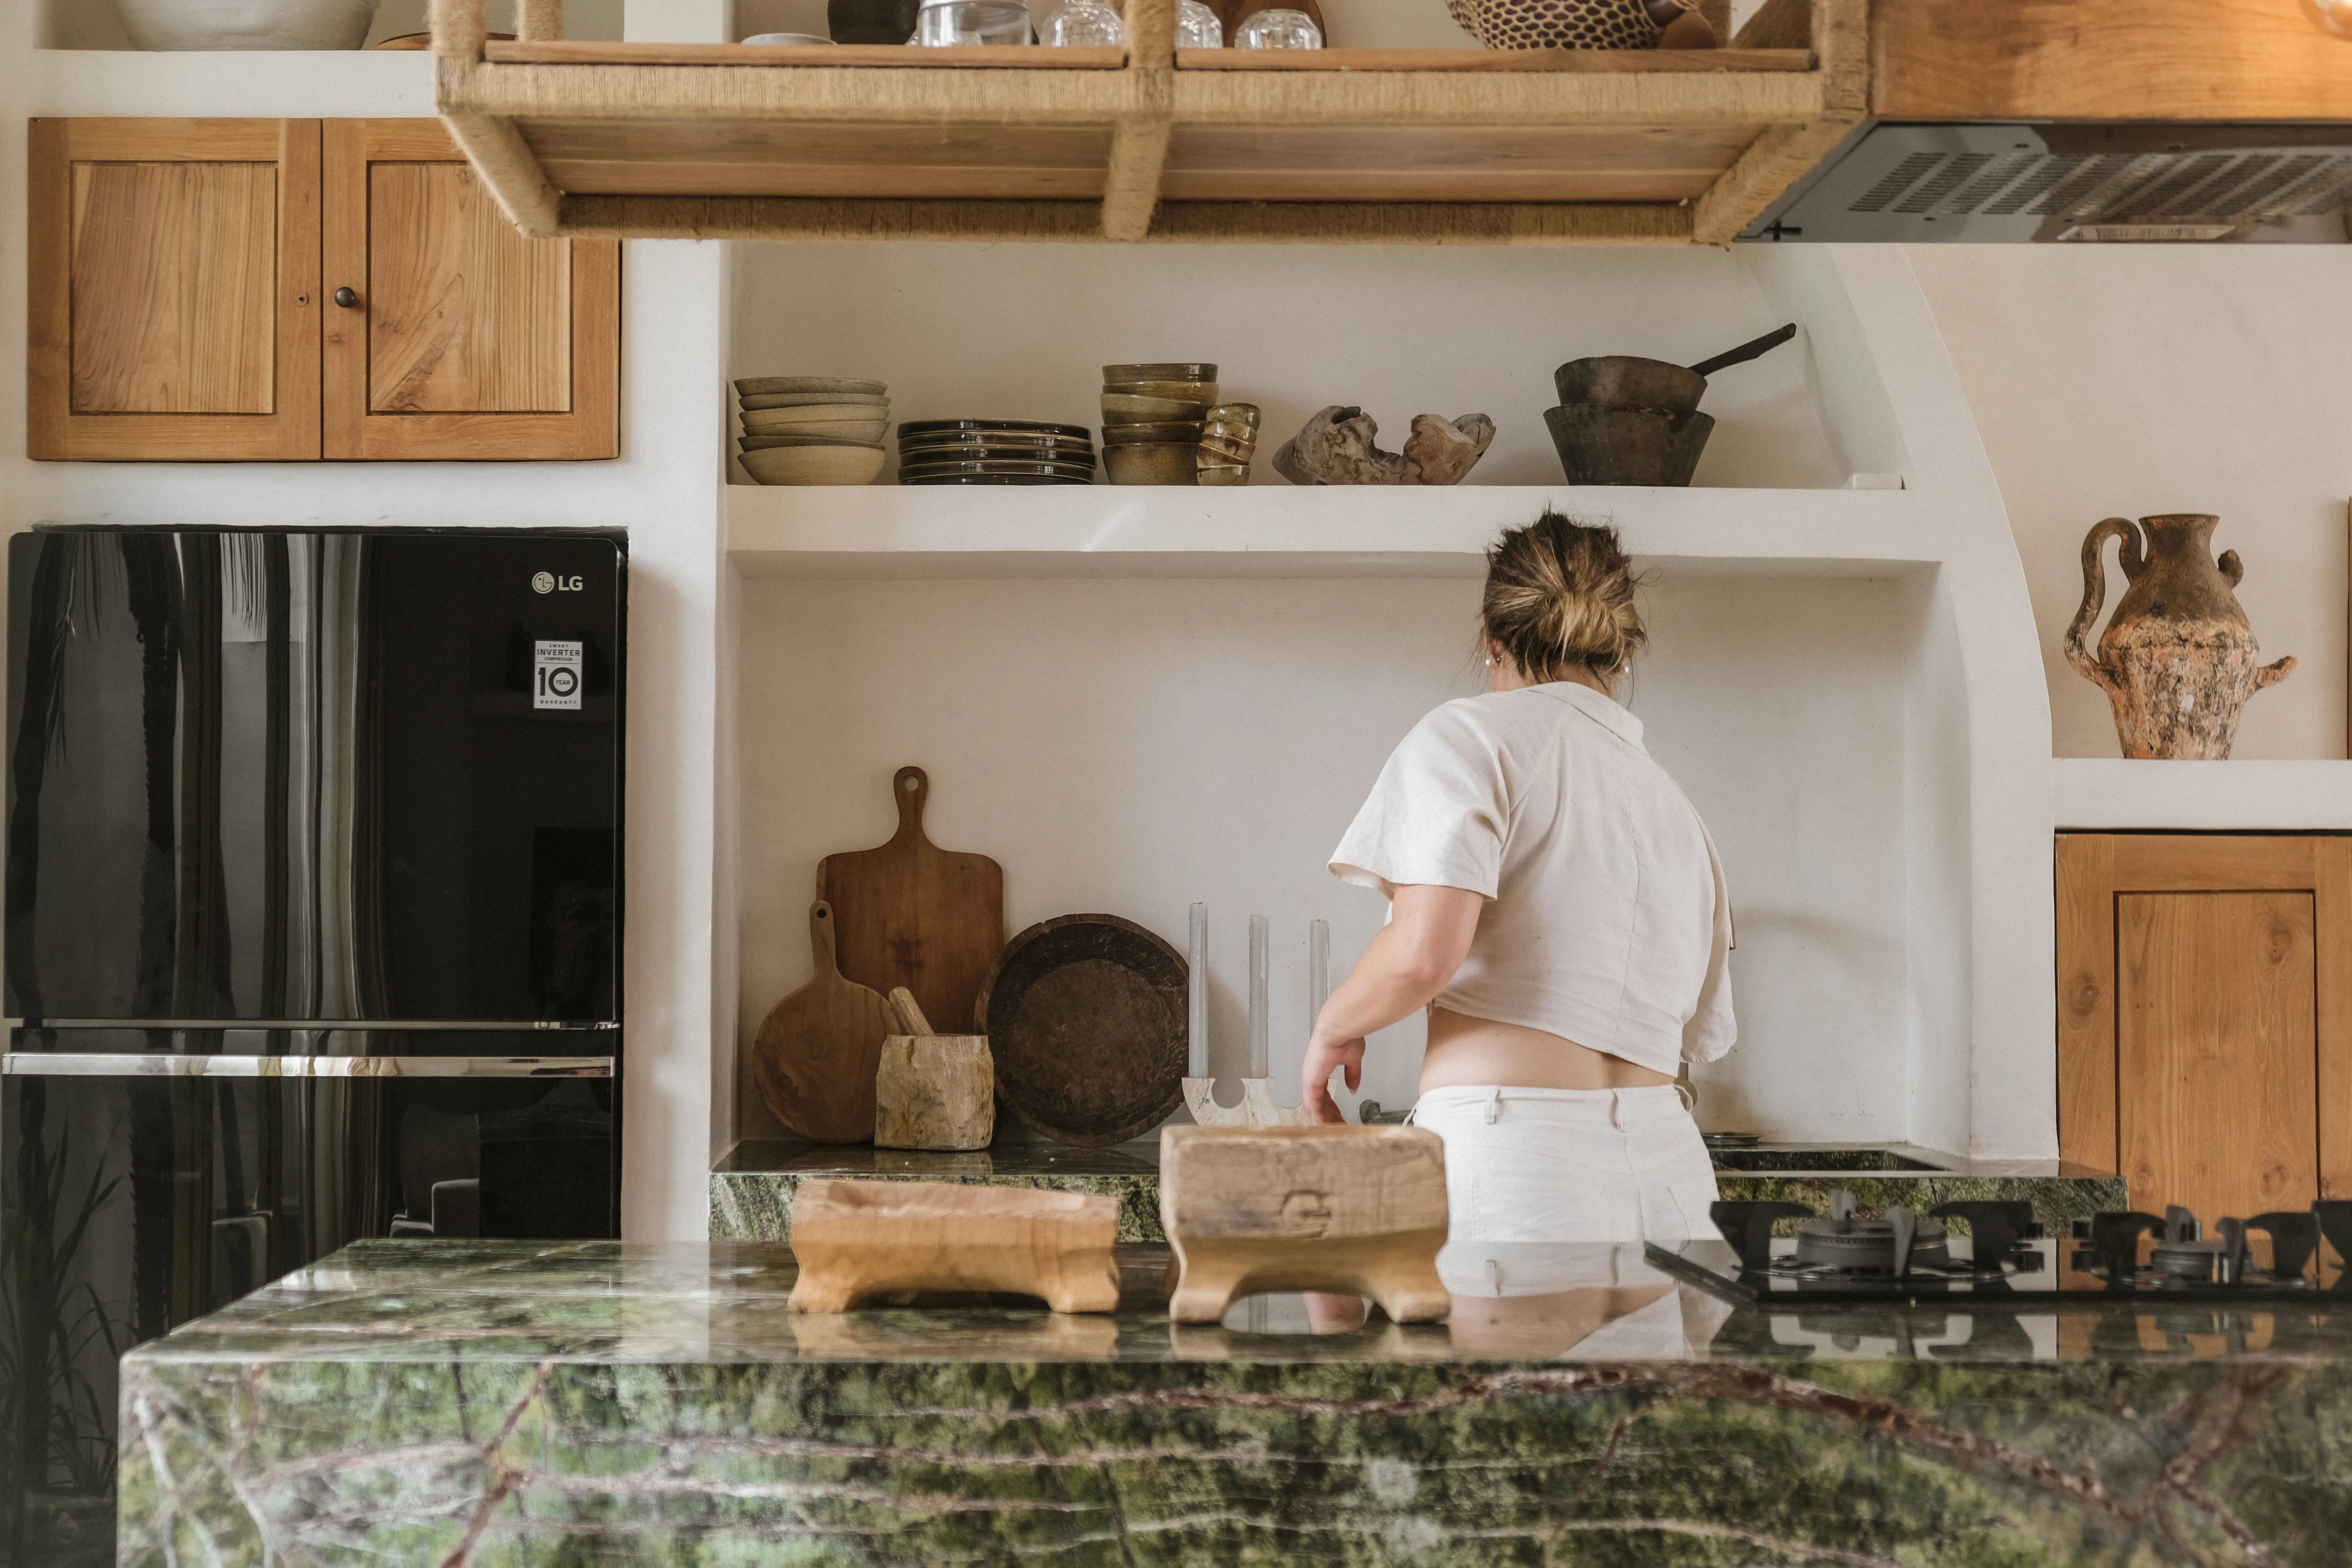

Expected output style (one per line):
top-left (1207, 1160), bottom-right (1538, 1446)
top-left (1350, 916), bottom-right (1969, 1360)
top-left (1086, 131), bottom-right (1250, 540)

top-left (1303, 512), bottom-right (1734, 1244)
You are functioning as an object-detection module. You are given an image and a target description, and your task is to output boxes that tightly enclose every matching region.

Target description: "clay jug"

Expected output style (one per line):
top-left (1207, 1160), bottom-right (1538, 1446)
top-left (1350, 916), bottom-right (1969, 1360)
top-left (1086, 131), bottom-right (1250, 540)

top-left (2063, 514), bottom-right (2293, 760)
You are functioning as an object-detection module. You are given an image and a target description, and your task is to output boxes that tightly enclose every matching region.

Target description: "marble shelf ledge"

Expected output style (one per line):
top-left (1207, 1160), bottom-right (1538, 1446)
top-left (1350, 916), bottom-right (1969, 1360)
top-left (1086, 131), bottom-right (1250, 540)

top-left (118, 1238), bottom-right (2352, 1567)
top-left (710, 1137), bottom-right (2124, 1247)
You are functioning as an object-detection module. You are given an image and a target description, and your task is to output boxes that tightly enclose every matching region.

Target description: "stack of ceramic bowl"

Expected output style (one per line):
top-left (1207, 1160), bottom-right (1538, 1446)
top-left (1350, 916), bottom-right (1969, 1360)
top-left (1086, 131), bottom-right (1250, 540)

top-left (735, 377), bottom-right (889, 485)
top-left (896, 420), bottom-right (1096, 485)
top-left (1196, 403), bottom-right (1260, 486)
top-left (1100, 362), bottom-right (1216, 486)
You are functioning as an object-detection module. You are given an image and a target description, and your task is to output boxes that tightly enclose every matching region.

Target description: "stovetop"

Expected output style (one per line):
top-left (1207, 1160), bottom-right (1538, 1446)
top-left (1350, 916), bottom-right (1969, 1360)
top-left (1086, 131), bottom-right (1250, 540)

top-left (1645, 1193), bottom-right (2352, 1306)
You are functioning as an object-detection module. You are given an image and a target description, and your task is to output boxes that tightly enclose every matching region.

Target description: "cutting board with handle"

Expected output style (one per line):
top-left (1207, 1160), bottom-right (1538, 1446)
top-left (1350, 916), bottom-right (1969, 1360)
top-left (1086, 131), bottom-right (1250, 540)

top-left (818, 766), bottom-right (1006, 1034)
top-left (751, 901), bottom-right (898, 1144)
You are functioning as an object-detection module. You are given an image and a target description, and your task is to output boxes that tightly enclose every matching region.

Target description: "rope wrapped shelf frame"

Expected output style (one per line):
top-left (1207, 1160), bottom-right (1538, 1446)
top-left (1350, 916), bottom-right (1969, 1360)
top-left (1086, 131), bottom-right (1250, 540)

top-left (425, 0), bottom-right (1864, 246)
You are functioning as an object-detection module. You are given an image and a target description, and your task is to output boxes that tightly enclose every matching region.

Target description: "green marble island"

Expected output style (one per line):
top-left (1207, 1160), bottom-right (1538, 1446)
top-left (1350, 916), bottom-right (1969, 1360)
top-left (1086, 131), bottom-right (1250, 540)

top-left (119, 1238), bottom-right (2349, 1566)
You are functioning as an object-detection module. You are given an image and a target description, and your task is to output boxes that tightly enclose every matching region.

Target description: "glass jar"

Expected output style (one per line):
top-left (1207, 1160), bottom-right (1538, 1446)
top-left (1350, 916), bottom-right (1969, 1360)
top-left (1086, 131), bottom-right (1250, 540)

top-left (1235, 6), bottom-right (1321, 46)
top-left (912, 0), bottom-right (1033, 44)
top-left (1175, 0), bottom-right (1223, 46)
top-left (1042, 0), bottom-right (1126, 44)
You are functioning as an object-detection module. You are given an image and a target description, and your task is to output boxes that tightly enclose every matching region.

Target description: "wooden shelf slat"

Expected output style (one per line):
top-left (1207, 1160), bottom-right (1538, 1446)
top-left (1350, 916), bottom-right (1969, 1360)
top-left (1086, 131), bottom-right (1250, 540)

top-left (486, 41), bottom-right (1129, 68)
top-left (1172, 46), bottom-right (1813, 72)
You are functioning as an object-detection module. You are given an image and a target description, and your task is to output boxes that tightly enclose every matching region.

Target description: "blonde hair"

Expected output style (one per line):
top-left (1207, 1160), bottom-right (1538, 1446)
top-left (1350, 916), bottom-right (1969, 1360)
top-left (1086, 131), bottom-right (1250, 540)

top-left (1480, 512), bottom-right (1646, 681)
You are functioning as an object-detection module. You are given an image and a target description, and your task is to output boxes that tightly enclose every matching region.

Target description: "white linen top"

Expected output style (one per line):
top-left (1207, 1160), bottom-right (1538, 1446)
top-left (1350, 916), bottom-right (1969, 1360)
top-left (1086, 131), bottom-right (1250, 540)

top-left (1328, 682), bottom-right (1735, 1075)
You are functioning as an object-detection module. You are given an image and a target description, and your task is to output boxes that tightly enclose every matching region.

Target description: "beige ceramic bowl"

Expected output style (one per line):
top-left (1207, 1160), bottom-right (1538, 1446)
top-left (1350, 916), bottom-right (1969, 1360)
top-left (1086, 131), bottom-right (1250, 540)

top-left (740, 391), bottom-right (891, 411)
top-left (1100, 420), bottom-right (1206, 445)
top-left (740, 444), bottom-right (888, 485)
top-left (1105, 443), bottom-right (1200, 486)
top-left (740, 431), bottom-right (886, 451)
top-left (742, 402), bottom-right (892, 430)
top-left (735, 376), bottom-right (888, 397)
top-left (755, 419), bottom-right (891, 444)
top-left (1102, 392), bottom-right (1213, 423)
top-left (1103, 379), bottom-right (1219, 403)
top-left (1103, 362), bottom-right (1216, 383)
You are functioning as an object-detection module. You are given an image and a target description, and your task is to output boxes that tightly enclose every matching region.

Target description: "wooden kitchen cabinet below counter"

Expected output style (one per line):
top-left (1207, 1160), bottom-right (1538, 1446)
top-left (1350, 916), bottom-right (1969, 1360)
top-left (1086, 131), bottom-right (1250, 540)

top-left (2058, 833), bottom-right (2352, 1223)
top-left (29, 118), bottom-right (617, 462)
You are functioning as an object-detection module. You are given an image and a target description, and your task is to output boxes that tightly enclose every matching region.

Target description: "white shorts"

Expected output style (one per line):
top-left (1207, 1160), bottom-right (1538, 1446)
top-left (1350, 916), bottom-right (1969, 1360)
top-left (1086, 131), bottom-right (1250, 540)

top-left (1413, 1083), bottom-right (1719, 1245)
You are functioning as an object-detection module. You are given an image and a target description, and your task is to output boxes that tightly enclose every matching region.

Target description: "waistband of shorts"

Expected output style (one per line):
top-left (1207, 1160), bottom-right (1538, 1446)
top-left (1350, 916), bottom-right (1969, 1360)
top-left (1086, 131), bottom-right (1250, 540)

top-left (1412, 1082), bottom-right (1693, 1127)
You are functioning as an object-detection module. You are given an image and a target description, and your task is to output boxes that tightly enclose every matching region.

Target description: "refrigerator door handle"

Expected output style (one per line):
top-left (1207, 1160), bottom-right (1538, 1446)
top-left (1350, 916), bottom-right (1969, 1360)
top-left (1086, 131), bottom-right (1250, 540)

top-left (0, 1054), bottom-right (614, 1078)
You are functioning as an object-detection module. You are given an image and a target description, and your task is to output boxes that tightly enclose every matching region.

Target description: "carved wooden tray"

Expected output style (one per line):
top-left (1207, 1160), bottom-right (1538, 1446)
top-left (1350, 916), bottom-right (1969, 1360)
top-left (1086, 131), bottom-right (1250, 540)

top-left (976, 913), bottom-right (1188, 1147)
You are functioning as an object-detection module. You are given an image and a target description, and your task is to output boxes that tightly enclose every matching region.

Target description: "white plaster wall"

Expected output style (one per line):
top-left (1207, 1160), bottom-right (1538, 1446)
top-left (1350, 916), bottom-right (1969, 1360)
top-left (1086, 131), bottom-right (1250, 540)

top-left (730, 243), bottom-right (1848, 490)
top-left (735, 571), bottom-right (1915, 1142)
top-left (0, 0), bottom-right (740, 1243)
top-left (1906, 246), bottom-right (2352, 762)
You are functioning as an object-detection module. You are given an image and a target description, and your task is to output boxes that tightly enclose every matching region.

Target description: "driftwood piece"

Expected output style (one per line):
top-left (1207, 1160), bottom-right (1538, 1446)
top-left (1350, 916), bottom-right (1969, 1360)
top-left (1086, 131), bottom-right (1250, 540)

top-left (2064, 513), bottom-right (2294, 760)
top-left (786, 1178), bottom-right (1122, 1312)
top-left (1272, 406), bottom-right (1495, 486)
top-left (1159, 1125), bottom-right (1451, 1323)
top-left (874, 986), bottom-right (996, 1151)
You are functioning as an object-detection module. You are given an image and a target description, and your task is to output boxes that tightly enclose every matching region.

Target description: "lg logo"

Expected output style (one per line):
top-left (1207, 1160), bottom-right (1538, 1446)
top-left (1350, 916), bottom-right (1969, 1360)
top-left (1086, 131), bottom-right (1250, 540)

top-left (532, 572), bottom-right (586, 594)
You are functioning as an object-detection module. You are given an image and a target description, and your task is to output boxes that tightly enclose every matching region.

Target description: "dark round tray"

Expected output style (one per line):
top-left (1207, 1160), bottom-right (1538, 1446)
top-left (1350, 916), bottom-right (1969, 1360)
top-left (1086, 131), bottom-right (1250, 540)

top-left (976, 913), bottom-right (1188, 1146)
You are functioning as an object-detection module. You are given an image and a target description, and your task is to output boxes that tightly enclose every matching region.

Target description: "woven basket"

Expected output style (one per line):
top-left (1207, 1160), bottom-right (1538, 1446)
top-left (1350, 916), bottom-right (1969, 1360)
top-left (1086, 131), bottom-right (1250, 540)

top-left (1444, 0), bottom-right (1679, 49)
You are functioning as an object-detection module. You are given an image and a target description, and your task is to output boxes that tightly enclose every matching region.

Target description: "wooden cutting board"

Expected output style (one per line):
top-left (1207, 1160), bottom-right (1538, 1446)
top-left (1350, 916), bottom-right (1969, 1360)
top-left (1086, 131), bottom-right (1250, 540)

top-left (817, 766), bottom-right (1005, 1034)
top-left (751, 901), bottom-right (898, 1144)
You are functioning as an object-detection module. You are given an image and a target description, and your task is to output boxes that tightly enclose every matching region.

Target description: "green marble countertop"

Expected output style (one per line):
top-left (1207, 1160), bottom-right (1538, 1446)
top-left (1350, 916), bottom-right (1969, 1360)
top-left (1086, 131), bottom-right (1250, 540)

top-left (118, 1241), bottom-right (2352, 1566)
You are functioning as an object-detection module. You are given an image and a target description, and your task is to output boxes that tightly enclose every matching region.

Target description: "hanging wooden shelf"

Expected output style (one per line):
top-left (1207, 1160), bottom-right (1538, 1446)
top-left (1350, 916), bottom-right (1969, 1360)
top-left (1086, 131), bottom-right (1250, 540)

top-left (428, 0), bottom-right (1864, 245)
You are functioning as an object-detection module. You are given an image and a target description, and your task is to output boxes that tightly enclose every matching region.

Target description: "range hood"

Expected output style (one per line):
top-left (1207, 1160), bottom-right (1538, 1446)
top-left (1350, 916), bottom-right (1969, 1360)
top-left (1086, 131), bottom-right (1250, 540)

top-left (1744, 122), bottom-right (2352, 243)
top-left (1732, 0), bottom-right (2352, 243)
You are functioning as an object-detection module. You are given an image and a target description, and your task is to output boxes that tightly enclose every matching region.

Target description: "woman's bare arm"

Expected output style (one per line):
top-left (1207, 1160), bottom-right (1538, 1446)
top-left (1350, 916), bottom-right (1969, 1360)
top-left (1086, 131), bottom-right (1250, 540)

top-left (1300, 884), bottom-right (1484, 1123)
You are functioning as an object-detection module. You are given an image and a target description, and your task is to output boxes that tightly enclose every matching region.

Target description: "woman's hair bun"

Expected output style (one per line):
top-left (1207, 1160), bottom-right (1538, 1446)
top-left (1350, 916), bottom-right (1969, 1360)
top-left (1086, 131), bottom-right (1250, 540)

top-left (1480, 512), bottom-right (1646, 681)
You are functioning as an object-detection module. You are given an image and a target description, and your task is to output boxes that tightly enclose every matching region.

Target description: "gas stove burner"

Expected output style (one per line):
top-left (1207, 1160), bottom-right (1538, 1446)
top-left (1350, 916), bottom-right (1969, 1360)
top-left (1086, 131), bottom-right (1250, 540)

top-left (1652, 1193), bottom-right (2352, 1307)
top-left (1706, 1189), bottom-right (2033, 1282)
top-left (1793, 1193), bottom-right (1951, 1275)
top-left (2074, 1203), bottom-right (2349, 1291)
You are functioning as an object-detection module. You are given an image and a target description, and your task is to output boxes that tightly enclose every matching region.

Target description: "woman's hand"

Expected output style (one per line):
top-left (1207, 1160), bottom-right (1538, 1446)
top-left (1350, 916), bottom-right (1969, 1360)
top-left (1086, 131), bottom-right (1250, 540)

top-left (1297, 885), bottom-right (1483, 1125)
top-left (1301, 1031), bottom-right (1365, 1124)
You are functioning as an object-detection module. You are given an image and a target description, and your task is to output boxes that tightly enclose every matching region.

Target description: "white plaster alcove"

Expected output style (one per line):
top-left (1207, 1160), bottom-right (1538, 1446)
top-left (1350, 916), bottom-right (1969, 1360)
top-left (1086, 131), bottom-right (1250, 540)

top-left (724, 245), bottom-right (2058, 1166)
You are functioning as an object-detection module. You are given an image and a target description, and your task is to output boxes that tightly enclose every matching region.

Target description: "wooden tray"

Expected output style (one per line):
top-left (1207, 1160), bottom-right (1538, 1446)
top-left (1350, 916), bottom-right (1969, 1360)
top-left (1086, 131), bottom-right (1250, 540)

top-left (977, 913), bottom-right (1188, 1147)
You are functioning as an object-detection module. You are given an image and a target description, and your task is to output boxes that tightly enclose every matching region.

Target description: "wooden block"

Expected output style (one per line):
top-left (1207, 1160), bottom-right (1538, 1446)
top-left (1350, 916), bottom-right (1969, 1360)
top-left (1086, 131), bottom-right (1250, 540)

top-left (786, 1178), bottom-right (1121, 1313)
top-left (1159, 1125), bottom-right (1450, 1324)
top-left (875, 984), bottom-right (996, 1150)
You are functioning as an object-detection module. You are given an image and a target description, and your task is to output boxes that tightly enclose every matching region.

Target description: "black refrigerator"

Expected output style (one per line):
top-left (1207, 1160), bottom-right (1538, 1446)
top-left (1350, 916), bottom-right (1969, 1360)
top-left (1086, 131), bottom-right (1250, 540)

top-left (0, 528), bottom-right (624, 1568)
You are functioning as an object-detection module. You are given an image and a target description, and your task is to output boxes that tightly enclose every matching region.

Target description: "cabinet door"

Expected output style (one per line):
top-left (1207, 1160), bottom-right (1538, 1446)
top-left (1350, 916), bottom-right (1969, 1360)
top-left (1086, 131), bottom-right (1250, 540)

top-left (321, 120), bottom-right (618, 460)
top-left (2057, 834), bottom-right (2352, 1216)
top-left (28, 118), bottom-right (321, 461)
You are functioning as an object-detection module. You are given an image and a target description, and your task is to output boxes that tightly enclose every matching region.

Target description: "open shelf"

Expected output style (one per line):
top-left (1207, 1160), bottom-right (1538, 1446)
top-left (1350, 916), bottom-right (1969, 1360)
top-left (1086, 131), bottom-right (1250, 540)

top-left (430, 0), bottom-right (1864, 244)
top-left (2054, 758), bottom-right (2352, 832)
top-left (724, 481), bottom-right (1936, 579)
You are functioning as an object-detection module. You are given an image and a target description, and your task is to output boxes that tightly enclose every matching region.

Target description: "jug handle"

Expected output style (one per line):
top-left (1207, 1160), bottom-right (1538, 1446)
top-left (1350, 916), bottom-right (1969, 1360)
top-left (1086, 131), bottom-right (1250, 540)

top-left (2219, 548), bottom-right (2243, 588)
top-left (2064, 517), bottom-right (2140, 696)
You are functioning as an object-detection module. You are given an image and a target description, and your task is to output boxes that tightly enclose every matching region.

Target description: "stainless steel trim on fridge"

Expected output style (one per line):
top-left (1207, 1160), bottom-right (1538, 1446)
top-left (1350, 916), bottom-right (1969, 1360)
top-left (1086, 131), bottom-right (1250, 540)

top-left (0, 1054), bottom-right (614, 1078)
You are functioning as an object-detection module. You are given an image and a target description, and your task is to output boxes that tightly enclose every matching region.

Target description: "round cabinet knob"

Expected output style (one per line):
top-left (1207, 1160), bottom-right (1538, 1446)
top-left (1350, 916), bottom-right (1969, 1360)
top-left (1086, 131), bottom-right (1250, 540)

top-left (333, 287), bottom-right (359, 309)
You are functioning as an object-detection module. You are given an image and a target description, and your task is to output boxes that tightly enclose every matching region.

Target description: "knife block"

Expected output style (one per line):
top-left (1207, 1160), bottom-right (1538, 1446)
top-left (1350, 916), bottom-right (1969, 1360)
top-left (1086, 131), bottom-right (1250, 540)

top-left (1159, 1124), bottom-right (1452, 1324)
top-left (786, 1178), bottom-right (1121, 1313)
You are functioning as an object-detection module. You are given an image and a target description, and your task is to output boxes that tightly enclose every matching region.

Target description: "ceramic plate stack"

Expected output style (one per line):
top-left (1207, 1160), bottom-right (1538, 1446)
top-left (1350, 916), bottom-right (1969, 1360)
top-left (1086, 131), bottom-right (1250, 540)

top-left (736, 377), bottom-right (889, 485)
top-left (897, 421), bottom-right (1096, 485)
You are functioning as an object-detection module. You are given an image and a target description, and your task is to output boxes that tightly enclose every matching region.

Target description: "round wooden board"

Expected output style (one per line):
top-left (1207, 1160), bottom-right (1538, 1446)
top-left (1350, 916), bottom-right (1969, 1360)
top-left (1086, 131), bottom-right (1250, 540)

top-left (976, 913), bottom-right (1188, 1147)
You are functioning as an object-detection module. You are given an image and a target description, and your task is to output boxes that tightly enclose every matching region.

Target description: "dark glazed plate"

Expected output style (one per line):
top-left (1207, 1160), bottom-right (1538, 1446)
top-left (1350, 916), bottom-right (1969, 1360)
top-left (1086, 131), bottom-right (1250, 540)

top-left (977, 913), bottom-right (1188, 1147)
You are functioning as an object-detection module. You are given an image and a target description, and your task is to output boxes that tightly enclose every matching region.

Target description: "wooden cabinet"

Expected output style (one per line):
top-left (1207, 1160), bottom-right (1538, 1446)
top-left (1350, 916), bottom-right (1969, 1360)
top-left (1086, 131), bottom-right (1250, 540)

top-left (29, 118), bottom-right (617, 462)
top-left (28, 119), bottom-right (321, 461)
top-left (322, 120), bottom-right (617, 460)
top-left (2057, 834), bottom-right (2352, 1221)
